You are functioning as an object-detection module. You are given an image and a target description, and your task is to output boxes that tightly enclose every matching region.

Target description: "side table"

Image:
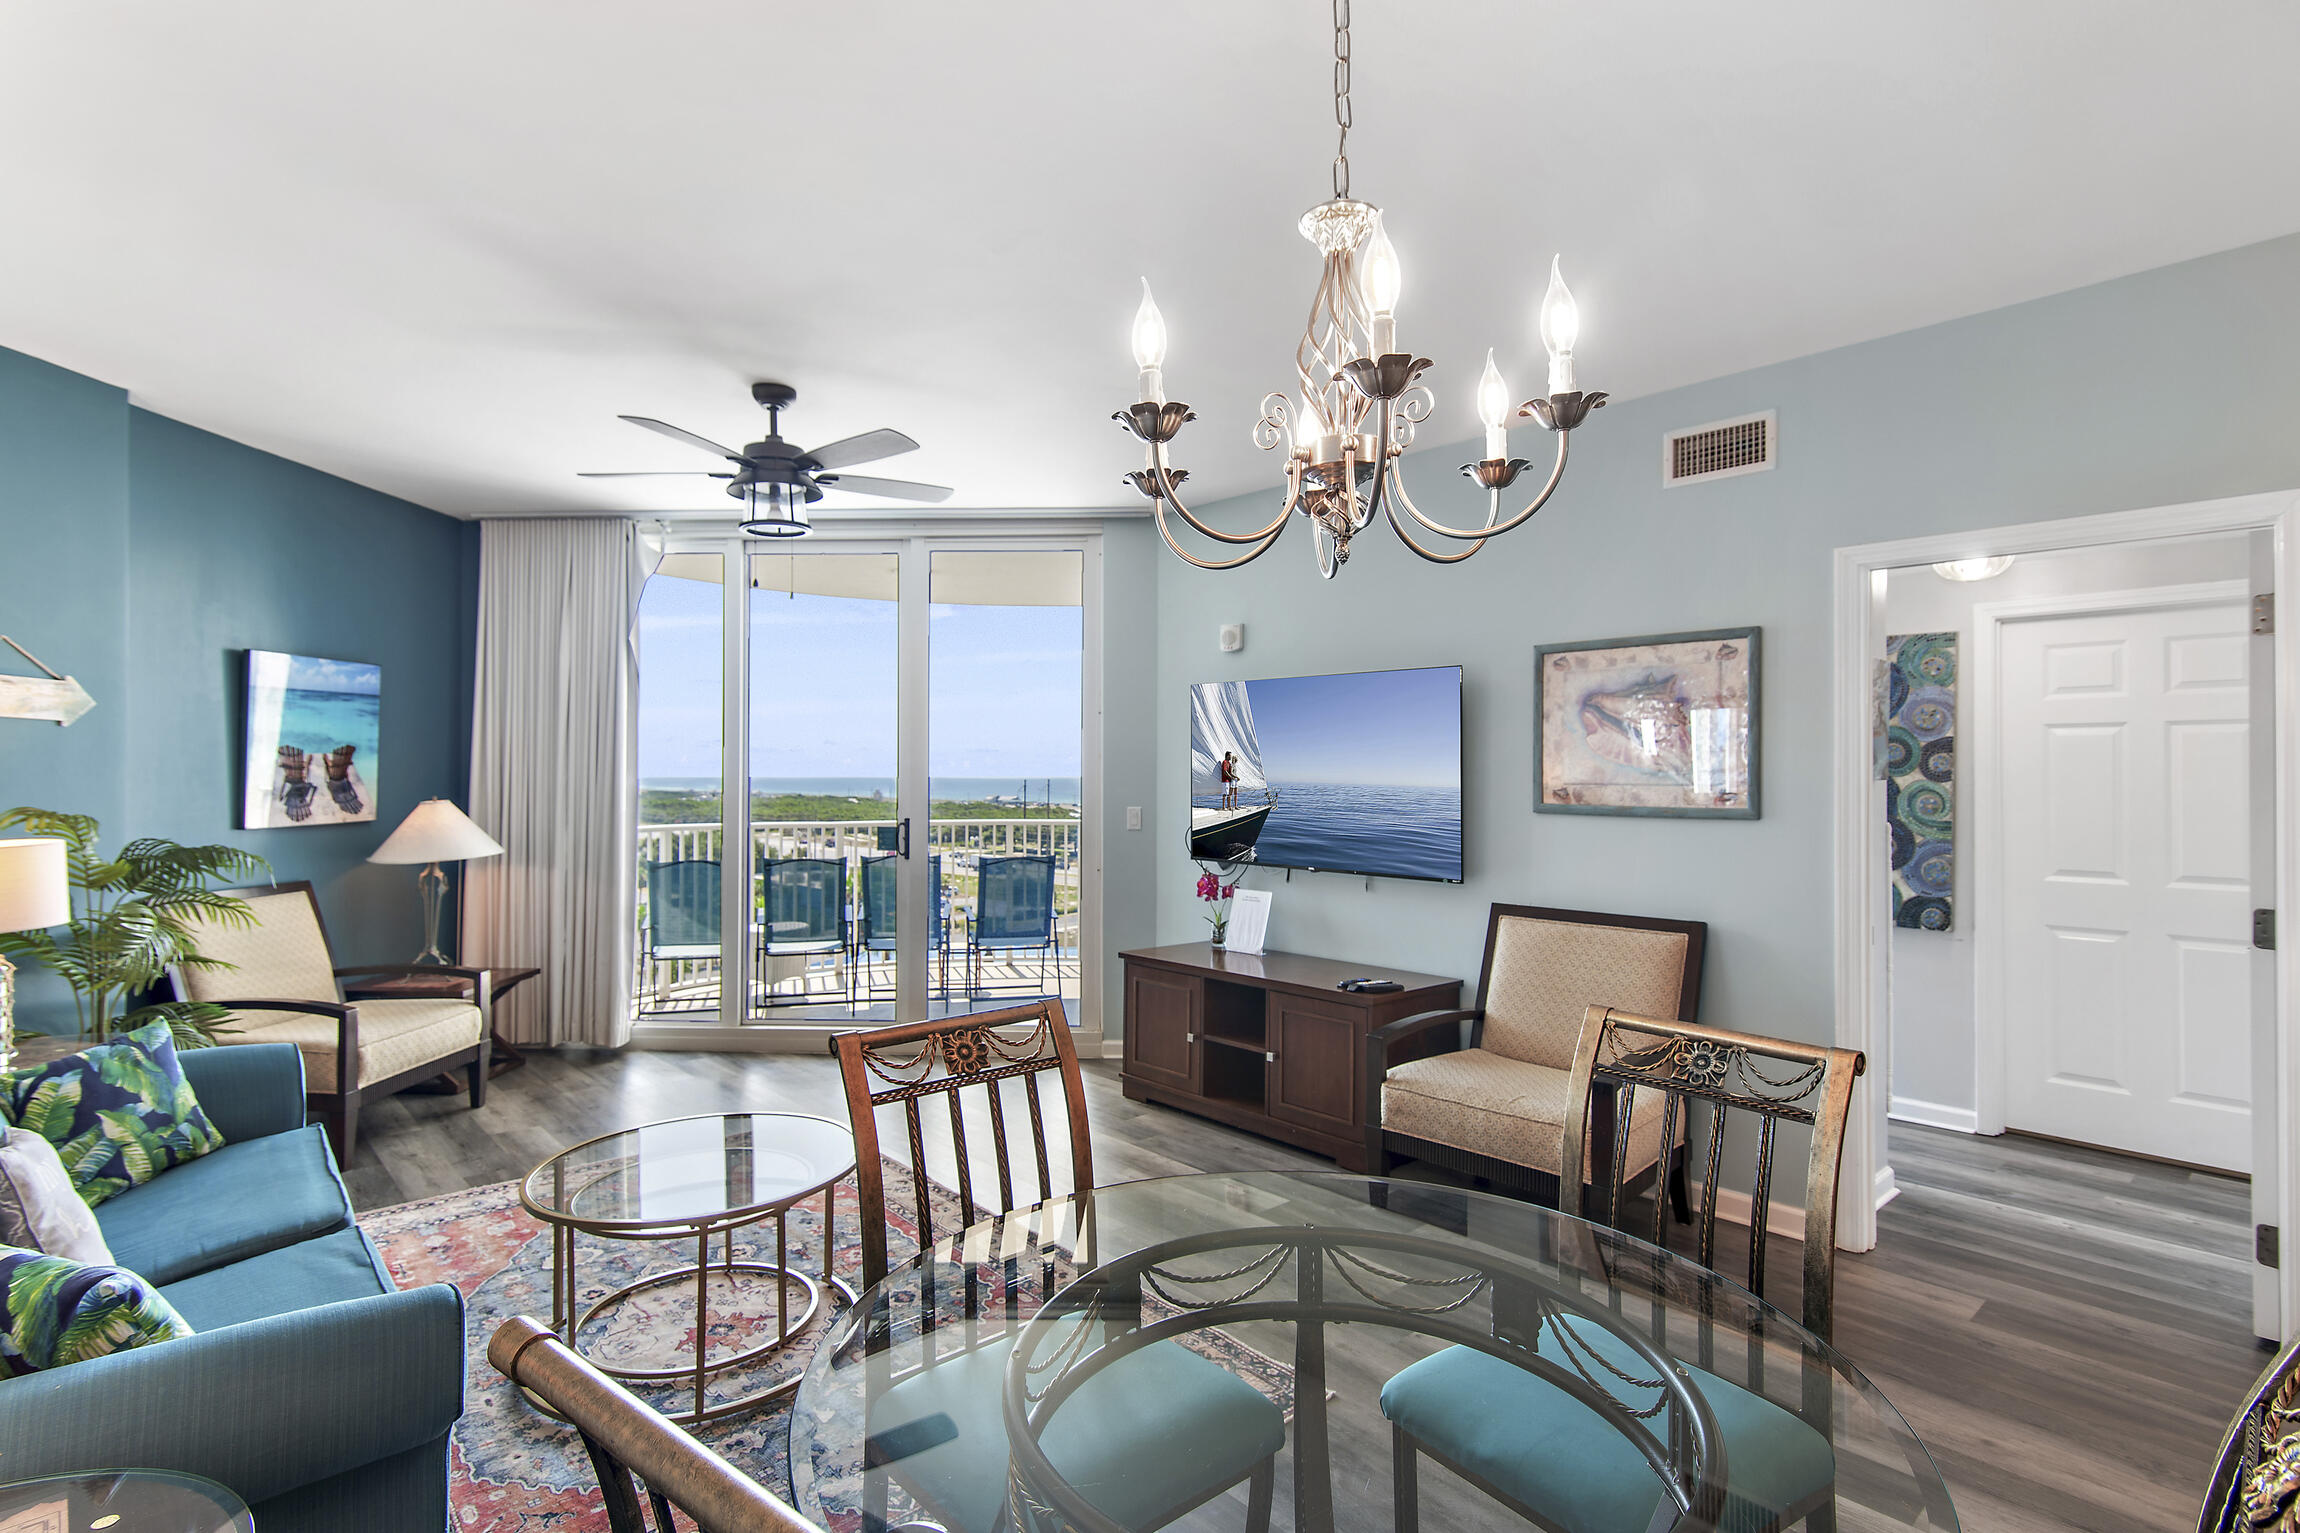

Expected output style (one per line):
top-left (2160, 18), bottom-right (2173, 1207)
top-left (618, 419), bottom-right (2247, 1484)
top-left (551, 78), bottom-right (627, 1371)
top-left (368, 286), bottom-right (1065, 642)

top-left (343, 964), bottom-right (542, 1089)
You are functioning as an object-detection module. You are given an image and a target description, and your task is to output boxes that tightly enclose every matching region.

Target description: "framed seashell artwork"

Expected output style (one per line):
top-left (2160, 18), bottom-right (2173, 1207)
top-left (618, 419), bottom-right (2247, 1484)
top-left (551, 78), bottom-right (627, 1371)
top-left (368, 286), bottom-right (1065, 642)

top-left (1533, 627), bottom-right (1760, 818)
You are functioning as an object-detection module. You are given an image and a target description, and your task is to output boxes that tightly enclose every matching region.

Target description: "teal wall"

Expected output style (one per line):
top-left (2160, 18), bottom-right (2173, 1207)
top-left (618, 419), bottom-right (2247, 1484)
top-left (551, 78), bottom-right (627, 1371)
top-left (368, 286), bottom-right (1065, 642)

top-left (0, 345), bottom-right (471, 1031)
top-left (1151, 232), bottom-right (2300, 1056)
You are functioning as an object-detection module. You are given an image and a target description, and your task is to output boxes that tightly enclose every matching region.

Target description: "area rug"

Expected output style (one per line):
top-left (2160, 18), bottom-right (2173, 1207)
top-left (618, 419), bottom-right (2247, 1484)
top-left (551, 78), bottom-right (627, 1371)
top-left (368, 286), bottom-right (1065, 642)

top-left (363, 1164), bottom-right (1296, 1532)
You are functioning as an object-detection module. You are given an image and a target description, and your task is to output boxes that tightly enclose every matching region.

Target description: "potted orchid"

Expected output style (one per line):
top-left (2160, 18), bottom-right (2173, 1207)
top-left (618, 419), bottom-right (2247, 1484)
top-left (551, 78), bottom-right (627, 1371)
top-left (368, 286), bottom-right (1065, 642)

top-left (1194, 866), bottom-right (1237, 948)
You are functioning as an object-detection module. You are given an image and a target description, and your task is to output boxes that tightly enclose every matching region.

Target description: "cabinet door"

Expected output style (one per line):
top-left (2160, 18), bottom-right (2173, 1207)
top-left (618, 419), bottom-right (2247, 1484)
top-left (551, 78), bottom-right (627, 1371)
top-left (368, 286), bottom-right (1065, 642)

top-left (1125, 966), bottom-right (1201, 1092)
top-left (1269, 994), bottom-right (1361, 1136)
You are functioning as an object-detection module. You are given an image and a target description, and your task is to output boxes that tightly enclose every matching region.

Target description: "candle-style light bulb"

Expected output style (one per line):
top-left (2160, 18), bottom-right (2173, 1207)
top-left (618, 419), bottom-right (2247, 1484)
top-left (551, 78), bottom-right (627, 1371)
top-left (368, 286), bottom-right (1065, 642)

top-left (1292, 392), bottom-right (1321, 456)
top-left (1361, 214), bottom-right (1402, 355)
top-left (1538, 255), bottom-right (1580, 395)
top-left (1131, 278), bottom-right (1168, 403)
top-left (1476, 349), bottom-right (1510, 460)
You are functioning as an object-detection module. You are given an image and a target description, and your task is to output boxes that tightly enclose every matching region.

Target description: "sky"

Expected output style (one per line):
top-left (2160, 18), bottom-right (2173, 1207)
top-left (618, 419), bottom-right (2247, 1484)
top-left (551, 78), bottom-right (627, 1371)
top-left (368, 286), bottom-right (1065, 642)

top-left (636, 568), bottom-right (1081, 784)
top-left (277, 653), bottom-right (381, 695)
top-left (1239, 666), bottom-right (1461, 788)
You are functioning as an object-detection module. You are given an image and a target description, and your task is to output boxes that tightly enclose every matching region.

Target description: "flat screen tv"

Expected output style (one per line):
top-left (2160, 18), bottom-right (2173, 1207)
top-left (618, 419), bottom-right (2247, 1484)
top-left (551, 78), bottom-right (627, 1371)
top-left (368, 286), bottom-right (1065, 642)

top-left (1189, 664), bottom-right (1463, 883)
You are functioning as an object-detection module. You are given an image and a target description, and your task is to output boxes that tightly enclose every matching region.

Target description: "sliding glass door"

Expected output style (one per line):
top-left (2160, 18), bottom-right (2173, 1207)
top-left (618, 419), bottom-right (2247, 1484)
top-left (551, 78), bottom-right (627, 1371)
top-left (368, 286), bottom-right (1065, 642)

top-left (632, 532), bottom-right (1093, 1033)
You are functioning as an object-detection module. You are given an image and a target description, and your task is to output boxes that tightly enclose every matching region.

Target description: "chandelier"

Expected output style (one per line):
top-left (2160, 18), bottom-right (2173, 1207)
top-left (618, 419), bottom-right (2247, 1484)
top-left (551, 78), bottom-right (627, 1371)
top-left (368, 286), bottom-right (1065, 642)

top-left (1116, 0), bottom-right (1606, 578)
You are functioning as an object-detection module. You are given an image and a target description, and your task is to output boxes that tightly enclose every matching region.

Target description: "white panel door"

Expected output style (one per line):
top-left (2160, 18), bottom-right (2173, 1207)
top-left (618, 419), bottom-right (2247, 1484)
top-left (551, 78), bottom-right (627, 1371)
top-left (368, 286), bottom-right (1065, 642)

top-left (2000, 598), bottom-right (2256, 1170)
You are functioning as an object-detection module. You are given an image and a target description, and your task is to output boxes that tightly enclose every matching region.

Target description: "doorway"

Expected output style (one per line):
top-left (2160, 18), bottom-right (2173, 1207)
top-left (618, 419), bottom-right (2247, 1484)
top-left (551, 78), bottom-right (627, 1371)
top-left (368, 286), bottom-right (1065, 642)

top-left (1830, 489), bottom-right (2300, 1343)
top-left (629, 530), bottom-right (1101, 1038)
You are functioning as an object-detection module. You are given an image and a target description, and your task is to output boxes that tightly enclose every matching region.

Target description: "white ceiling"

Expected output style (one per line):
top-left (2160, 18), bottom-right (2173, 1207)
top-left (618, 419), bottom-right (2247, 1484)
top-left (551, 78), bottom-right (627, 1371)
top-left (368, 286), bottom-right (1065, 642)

top-left (3, 2), bottom-right (2297, 520)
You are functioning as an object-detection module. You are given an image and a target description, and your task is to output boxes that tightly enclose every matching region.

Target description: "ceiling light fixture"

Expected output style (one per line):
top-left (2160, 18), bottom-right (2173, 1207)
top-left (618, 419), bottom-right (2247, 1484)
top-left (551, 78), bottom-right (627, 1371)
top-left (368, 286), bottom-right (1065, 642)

top-left (1116, 0), bottom-right (1606, 578)
top-left (1932, 556), bottom-right (2015, 582)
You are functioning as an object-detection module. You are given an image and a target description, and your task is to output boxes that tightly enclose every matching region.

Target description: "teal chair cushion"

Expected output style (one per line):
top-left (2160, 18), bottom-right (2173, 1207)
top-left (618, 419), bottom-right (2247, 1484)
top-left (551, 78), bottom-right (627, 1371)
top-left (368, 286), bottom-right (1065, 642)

top-left (1381, 1323), bottom-right (1835, 1533)
top-left (95, 1125), bottom-right (351, 1285)
top-left (159, 1227), bottom-right (394, 1331)
top-left (873, 1325), bottom-right (1284, 1533)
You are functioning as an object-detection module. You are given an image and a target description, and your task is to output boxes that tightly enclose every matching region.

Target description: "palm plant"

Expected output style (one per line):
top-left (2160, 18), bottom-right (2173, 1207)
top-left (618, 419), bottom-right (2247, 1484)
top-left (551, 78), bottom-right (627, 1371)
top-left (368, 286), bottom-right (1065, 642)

top-left (0, 807), bottom-right (269, 1046)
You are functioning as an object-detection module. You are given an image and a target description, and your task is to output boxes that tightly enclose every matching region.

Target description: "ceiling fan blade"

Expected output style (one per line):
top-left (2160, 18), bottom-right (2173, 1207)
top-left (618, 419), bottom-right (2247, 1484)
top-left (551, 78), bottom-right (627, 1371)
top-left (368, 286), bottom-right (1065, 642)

top-left (803, 428), bottom-right (919, 471)
top-left (577, 470), bottom-right (735, 478)
top-left (619, 415), bottom-right (746, 461)
top-left (815, 473), bottom-right (954, 504)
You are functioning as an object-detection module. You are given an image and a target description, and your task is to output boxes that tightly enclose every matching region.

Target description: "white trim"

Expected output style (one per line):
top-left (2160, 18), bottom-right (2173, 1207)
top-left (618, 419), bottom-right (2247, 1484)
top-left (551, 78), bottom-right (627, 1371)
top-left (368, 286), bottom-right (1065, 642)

top-left (1889, 1095), bottom-right (1979, 1134)
top-left (1874, 1165), bottom-right (1900, 1212)
top-left (1966, 578), bottom-right (2249, 1139)
top-left (1832, 488), bottom-right (2300, 1341)
top-left (1695, 1182), bottom-right (1807, 1242)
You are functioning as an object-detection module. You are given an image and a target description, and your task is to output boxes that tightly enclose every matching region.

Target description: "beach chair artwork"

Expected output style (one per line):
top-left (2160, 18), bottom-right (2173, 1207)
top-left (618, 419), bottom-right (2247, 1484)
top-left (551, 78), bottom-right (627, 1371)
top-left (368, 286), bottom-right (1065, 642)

top-left (241, 650), bottom-right (381, 828)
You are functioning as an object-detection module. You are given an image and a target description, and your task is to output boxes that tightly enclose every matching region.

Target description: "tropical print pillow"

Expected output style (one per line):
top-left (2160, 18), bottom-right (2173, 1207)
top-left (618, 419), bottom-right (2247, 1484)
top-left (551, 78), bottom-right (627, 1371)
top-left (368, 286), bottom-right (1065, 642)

top-left (0, 1243), bottom-right (193, 1374)
top-left (1, 1021), bottom-right (224, 1207)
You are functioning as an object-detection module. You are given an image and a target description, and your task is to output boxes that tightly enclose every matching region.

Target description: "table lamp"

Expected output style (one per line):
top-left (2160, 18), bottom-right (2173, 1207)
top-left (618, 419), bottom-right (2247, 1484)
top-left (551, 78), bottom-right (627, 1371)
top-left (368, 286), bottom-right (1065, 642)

top-left (0, 838), bottom-right (71, 1073)
top-left (369, 799), bottom-right (504, 965)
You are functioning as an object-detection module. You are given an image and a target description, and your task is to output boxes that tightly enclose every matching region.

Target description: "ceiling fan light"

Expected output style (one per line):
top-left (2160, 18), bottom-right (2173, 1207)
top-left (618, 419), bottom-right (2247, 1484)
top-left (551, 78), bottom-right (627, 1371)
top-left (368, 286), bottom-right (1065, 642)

top-left (736, 479), bottom-right (811, 538)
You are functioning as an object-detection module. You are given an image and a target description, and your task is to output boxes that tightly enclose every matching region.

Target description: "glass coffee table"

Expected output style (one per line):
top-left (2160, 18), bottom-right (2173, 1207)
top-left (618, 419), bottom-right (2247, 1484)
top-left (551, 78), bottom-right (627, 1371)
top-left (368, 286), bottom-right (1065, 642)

top-left (0, 1469), bottom-right (250, 1532)
top-left (521, 1111), bottom-right (857, 1425)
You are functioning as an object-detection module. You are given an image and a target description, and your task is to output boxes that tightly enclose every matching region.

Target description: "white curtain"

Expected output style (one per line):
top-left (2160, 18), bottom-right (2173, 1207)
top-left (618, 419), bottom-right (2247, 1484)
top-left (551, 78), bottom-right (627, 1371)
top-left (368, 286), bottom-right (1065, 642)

top-left (465, 518), bottom-right (652, 1047)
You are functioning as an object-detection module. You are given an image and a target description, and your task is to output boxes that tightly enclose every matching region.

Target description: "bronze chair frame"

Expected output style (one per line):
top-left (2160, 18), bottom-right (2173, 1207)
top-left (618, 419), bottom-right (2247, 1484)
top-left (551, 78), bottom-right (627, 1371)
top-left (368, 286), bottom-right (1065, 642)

top-left (1363, 903), bottom-right (1708, 1209)
top-left (832, 1000), bottom-right (1276, 1533)
top-left (1393, 1005), bottom-right (1866, 1533)
top-left (491, 1316), bottom-right (825, 1533)
top-left (2200, 1332), bottom-right (2300, 1533)
top-left (166, 880), bottom-right (490, 1162)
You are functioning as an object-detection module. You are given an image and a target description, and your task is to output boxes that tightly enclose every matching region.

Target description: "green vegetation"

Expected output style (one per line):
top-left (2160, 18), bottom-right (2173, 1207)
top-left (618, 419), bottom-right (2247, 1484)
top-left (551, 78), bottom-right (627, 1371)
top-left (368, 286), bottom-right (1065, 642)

top-left (640, 789), bottom-right (1078, 826)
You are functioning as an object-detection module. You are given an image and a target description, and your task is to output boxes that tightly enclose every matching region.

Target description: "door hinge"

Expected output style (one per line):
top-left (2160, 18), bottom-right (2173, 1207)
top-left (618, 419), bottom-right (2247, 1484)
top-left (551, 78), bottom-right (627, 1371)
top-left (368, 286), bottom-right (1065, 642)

top-left (2257, 909), bottom-right (2277, 950)
top-left (2255, 593), bottom-right (2276, 635)
top-left (2261, 1224), bottom-right (2281, 1269)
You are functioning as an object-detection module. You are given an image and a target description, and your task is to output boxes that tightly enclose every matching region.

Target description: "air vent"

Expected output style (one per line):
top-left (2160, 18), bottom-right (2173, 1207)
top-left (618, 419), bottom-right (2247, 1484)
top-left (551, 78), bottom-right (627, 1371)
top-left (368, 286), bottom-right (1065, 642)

top-left (1663, 411), bottom-right (1776, 487)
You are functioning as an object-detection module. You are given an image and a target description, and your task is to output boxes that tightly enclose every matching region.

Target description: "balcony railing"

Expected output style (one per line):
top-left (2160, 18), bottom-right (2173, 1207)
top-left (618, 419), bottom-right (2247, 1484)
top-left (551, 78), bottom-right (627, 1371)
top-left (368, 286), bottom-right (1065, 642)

top-left (633, 818), bottom-right (1081, 1018)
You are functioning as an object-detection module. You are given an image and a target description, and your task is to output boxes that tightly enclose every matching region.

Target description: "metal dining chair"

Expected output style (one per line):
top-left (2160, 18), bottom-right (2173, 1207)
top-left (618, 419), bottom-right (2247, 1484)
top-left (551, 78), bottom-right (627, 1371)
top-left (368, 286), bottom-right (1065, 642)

top-left (759, 856), bottom-right (851, 1007)
top-left (831, 1001), bottom-right (1282, 1533)
top-left (967, 854), bottom-right (1056, 999)
top-left (489, 1317), bottom-right (826, 1533)
top-left (858, 853), bottom-right (947, 1001)
top-left (1382, 1007), bottom-right (1866, 1533)
top-left (2200, 1332), bottom-right (2300, 1533)
top-left (640, 859), bottom-right (721, 1011)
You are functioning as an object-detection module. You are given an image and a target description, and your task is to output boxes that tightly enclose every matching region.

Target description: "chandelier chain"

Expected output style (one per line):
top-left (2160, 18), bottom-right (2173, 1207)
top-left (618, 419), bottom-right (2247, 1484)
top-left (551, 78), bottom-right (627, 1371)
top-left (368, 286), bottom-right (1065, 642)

top-left (1332, 0), bottom-right (1351, 200)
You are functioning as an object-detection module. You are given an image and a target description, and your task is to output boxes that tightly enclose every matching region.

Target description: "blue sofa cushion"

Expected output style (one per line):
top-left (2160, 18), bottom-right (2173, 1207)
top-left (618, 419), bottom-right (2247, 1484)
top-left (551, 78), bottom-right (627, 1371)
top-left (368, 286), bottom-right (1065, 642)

top-left (873, 1314), bottom-right (1285, 1533)
top-left (1382, 1326), bottom-right (1835, 1533)
top-left (3, 1021), bottom-right (223, 1207)
top-left (159, 1227), bottom-right (393, 1332)
top-left (96, 1124), bottom-right (350, 1286)
top-left (0, 1244), bottom-right (194, 1375)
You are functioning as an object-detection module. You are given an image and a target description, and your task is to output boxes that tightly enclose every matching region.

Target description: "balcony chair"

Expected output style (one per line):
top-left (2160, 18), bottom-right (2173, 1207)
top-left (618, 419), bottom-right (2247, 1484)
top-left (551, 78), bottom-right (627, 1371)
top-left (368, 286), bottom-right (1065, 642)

top-left (831, 1001), bottom-right (1282, 1533)
top-left (490, 1317), bottom-right (825, 1533)
top-left (858, 853), bottom-right (947, 1002)
top-left (640, 858), bottom-right (721, 1013)
top-left (760, 856), bottom-right (851, 1007)
top-left (170, 881), bottom-right (488, 1162)
top-left (1364, 903), bottom-right (1707, 1209)
top-left (967, 853), bottom-right (1056, 1001)
top-left (1382, 1006), bottom-right (1867, 1533)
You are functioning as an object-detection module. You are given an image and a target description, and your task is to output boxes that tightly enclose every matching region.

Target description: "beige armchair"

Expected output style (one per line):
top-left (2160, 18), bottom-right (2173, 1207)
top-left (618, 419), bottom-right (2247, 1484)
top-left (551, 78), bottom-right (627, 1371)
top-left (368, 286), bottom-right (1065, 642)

top-left (1363, 904), bottom-right (1706, 1209)
top-left (170, 881), bottom-right (489, 1161)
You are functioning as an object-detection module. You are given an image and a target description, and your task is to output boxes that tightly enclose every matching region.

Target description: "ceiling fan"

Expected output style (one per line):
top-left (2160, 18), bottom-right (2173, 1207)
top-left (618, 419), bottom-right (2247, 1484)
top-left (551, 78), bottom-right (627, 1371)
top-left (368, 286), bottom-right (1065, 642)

top-left (579, 381), bottom-right (953, 537)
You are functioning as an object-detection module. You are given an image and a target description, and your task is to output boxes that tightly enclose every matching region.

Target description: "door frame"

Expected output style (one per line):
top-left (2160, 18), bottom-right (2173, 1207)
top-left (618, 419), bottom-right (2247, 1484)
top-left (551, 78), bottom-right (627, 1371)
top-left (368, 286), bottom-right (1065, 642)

top-left (631, 518), bottom-right (1107, 1049)
top-left (1831, 490), bottom-right (2300, 1340)
top-left (1967, 577), bottom-right (2252, 1141)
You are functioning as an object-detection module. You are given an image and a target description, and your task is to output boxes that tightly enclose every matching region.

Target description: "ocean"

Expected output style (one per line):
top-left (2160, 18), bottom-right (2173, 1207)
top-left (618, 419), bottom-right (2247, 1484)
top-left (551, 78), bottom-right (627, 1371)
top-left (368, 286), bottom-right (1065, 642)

top-left (646, 776), bottom-right (1081, 806)
top-left (1199, 779), bottom-right (1462, 882)
top-left (276, 688), bottom-right (380, 759)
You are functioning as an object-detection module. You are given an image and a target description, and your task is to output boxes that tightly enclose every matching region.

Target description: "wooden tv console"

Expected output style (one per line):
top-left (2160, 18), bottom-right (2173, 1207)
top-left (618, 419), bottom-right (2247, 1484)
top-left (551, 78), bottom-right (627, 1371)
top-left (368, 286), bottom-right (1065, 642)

top-left (1119, 942), bottom-right (1462, 1171)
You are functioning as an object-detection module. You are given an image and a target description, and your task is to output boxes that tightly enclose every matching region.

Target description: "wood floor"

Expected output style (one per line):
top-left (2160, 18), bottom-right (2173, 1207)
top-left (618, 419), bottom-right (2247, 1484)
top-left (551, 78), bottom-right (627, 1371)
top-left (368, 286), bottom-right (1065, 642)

top-left (346, 1047), bottom-right (2271, 1533)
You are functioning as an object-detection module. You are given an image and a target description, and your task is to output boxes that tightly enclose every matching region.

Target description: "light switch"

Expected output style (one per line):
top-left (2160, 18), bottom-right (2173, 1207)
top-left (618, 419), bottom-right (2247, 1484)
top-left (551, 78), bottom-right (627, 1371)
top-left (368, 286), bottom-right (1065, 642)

top-left (1125, 806), bottom-right (1143, 831)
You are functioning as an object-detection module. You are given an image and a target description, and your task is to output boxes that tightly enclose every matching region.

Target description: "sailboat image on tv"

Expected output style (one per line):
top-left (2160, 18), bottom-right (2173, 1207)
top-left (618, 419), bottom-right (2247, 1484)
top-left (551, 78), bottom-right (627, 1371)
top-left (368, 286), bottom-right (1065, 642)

top-left (1190, 681), bottom-right (1274, 861)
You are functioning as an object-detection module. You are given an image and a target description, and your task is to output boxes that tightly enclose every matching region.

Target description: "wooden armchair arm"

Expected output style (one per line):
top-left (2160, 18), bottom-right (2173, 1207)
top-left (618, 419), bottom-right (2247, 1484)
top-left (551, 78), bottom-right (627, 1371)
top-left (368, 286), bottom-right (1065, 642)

top-left (201, 997), bottom-right (357, 1085)
top-left (334, 963), bottom-right (489, 997)
top-left (1363, 1008), bottom-right (1479, 1162)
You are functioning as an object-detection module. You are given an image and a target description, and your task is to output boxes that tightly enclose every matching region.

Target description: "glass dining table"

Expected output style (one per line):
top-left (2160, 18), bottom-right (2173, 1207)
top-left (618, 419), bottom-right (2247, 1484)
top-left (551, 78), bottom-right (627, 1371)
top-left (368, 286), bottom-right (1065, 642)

top-left (791, 1171), bottom-right (1957, 1533)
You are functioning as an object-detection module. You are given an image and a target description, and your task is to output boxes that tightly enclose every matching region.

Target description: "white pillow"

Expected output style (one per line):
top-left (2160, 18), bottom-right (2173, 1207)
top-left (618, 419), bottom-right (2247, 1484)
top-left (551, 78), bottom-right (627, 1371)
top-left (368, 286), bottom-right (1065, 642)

top-left (0, 1124), bottom-right (113, 1264)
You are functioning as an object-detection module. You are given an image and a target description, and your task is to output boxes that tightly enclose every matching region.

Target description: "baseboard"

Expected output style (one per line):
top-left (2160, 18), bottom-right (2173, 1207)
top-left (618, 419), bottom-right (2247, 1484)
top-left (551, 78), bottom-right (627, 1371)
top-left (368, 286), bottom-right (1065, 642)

top-left (1889, 1095), bottom-right (1979, 1134)
top-left (1874, 1164), bottom-right (1900, 1212)
top-left (1692, 1183), bottom-right (1806, 1243)
top-left (1101, 1038), bottom-right (1124, 1060)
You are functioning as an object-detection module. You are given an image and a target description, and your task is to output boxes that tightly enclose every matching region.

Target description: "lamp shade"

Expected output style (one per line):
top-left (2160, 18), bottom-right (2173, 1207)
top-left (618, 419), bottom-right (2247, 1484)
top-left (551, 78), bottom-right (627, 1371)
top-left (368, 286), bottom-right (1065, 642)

top-left (369, 800), bottom-right (504, 865)
top-left (0, 839), bottom-right (70, 932)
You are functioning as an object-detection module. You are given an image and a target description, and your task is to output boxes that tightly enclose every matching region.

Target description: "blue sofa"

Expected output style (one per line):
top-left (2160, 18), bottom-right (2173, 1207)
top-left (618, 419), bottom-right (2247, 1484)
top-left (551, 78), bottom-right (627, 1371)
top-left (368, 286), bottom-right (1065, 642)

top-left (0, 1043), bottom-right (464, 1531)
